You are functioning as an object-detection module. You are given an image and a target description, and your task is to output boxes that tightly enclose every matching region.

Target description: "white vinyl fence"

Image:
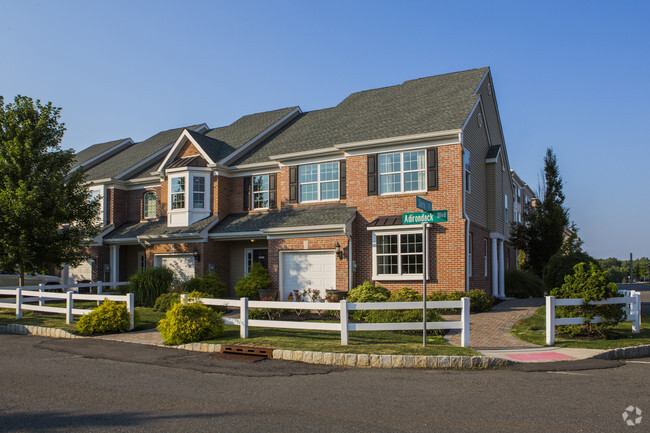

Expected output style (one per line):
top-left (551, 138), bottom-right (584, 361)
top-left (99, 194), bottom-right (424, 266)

top-left (182, 295), bottom-right (470, 347)
top-left (0, 282), bottom-right (134, 330)
top-left (545, 292), bottom-right (641, 345)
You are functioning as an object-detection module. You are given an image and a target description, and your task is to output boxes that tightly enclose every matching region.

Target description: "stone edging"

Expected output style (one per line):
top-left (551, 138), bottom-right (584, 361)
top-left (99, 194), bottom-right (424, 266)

top-left (592, 344), bottom-right (650, 360)
top-left (0, 323), bottom-right (83, 339)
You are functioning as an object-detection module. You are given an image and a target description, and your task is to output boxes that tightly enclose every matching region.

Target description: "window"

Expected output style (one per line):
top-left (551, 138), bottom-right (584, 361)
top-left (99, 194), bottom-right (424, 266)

top-left (464, 150), bottom-right (471, 192)
top-left (504, 194), bottom-right (508, 223)
top-left (252, 175), bottom-right (269, 209)
top-left (299, 162), bottom-right (339, 202)
top-left (374, 232), bottom-right (424, 278)
top-left (484, 239), bottom-right (488, 277)
top-left (143, 192), bottom-right (156, 219)
top-left (138, 251), bottom-right (146, 272)
top-left (378, 150), bottom-right (425, 194)
top-left (468, 233), bottom-right (473, 277)
top-left (89, 187), bottom-right (104, 224)
top-left (192, 176), bottom-right (205, 209)
top-left (170, 177), bottom-right (185, 210)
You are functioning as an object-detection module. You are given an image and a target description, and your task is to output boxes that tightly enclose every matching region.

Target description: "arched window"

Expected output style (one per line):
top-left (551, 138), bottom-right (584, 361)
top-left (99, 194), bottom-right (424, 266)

top-left (143, 192), bottom-right (156, 219)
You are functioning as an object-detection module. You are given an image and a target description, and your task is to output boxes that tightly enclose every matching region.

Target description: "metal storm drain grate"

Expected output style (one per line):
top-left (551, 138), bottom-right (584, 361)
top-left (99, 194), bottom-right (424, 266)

top-left (207, 345), bottom-right (275, 363)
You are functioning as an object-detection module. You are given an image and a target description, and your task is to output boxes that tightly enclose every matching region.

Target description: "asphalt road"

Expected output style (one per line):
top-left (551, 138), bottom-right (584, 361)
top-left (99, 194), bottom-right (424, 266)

top-left (1, 334), bottom-right (648, 432)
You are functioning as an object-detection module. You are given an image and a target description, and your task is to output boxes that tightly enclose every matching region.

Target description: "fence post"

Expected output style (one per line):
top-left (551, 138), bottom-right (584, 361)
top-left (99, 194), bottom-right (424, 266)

top-left (127, 293), bottom-right (135, 330)
top-left (39, 283), bottom-right (45, 307)
top-left (16, 288), bottom-right (22, 319)
top-left (632, 292), bottom-right (641, 333)
top-left (460, 297), bottom-right (470, 347)
top-left (240, 297), bottom-right (249, 339)
top-left (180, 293), bottom-right (188, 305)
top-left (340, 300), bottom-right (349, 345)
top-left (97, 280), bottom-right (103, 295)
top-left (66, 291), bottom-right (73, 324)
top-left (546, 296), bottom-right (555, 345)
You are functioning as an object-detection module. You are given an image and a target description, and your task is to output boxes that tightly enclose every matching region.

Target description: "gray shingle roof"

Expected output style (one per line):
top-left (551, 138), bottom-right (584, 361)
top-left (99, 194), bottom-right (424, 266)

top-left (210, 206), bottom-right (357, 234)
top-left (231, 68), bottom-right (488, 166)
top-left (105, 214), bottom-right (219, 240)
top-left (83, 124), bottom-right (205, 181)
top-left (73, 138), bottom-right (130, 167)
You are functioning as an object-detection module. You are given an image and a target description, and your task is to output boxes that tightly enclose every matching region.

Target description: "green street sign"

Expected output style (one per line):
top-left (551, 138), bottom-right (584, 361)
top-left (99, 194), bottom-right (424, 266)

top-left (402, 210), bottom-right (448, 225)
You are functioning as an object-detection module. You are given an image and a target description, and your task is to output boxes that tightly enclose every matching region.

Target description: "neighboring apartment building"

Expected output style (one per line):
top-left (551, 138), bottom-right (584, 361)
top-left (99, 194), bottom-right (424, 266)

top-left (64, 67), bottom-right (524, 299)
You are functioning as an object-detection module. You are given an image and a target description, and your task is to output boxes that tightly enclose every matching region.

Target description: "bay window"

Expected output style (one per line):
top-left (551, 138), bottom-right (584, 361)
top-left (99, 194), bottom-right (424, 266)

top-left (192, 176), bottom-right (205, 209)
top-left (170, 177), bottom-right (185, 210)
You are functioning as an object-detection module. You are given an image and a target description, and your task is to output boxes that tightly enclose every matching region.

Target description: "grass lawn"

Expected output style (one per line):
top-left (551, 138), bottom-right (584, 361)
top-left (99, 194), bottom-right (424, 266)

top-left (204, 324), bottom-right (479, 356)
top-left (511, 306), bottom-right (650, 349)
top-left (0, 301), bottom-right (165, 334)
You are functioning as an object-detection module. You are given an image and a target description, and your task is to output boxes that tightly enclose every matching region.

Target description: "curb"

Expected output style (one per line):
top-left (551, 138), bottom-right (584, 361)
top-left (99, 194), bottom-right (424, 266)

top-left (0, 323), bottom-right (83, 339)
top-left (592, 344), bottom-right (650, 360)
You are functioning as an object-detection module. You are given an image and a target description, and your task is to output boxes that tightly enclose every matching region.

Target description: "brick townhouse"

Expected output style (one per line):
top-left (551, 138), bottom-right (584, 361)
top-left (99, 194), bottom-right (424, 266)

top-left (64, 67), bottom-right (524, 299)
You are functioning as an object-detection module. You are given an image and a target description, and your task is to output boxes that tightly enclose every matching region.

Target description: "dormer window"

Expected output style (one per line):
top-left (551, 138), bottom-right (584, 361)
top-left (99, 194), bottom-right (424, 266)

top-left (171, 177), bottom-right (185, 209)
top-left (167, 169), bottom-right (211, 227)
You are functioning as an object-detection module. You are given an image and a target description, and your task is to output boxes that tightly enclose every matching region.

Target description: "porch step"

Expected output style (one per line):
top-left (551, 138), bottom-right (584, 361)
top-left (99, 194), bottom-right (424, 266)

top-left (220, 344), bottom-right (274, 358)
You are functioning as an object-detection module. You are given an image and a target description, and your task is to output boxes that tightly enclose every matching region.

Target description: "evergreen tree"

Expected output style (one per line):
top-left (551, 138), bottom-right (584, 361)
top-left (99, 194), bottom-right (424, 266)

top-left (511, 148), bottom-right (570, 278)
top-left (0, 95), bottom-right (100, 285)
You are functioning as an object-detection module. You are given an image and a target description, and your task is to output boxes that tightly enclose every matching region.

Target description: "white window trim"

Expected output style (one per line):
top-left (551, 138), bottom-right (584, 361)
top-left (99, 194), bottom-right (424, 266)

top-left (378, 149), bottom-right (426, 196)
top-left (245, 248), bottom-right (268, 275)
top-left (191, 175), bottom-right (206, 210)
top-left (299, 162), bottom-right (339, 203)
top-left (89, 185), bottom-right (105, 226)
top-left (371, 229), bottom-right (429, 281)
top-left (143, 191), bottom-right (157, 219)
top-left (169, 175), bottom-right (187, 211)
top-left (464, 150), bottom-right (471, 193)
top-left (252, 174), bottom-right (270, 210)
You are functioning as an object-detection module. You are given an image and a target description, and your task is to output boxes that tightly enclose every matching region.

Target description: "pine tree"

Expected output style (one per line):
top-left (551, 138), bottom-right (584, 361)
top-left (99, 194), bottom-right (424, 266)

top-left (0, 95), bottom-right (100, 285)
top-left (511, 148), bottom-right (570, 278)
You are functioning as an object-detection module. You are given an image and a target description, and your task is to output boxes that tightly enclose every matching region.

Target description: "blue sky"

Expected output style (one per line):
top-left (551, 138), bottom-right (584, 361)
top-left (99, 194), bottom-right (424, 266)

top-left (1, 0), bottom-right (648, 259)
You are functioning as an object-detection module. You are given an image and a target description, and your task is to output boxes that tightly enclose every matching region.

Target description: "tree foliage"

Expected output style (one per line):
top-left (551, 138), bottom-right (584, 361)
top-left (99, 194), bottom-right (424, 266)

top-left (511, 148), bottom-right (569, 278)
top-left (0, 96), bottom-right (100, 284)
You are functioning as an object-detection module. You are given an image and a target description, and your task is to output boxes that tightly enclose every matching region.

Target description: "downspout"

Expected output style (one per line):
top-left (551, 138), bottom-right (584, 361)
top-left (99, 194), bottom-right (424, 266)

top-left (460, 132), bottom-right (470, 293)
top-left (345, 221), bottom-right (353, 292)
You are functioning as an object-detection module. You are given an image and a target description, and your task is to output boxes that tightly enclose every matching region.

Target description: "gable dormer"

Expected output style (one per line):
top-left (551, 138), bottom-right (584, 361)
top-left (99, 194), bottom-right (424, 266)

top-left (159, 130), bottom-right (217, 228)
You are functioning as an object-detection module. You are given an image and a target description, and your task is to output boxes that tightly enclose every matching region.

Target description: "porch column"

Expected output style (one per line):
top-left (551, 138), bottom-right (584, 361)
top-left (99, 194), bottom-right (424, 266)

top-left (498, 240), bottom-right (505, 298)
top-left (109, 245), bottom-right (119, 283)
top-left (491, 237), bottom-right (498, 297)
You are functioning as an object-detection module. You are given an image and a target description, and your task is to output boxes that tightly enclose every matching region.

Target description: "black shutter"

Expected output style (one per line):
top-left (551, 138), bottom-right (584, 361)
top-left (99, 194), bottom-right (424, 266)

top-left (243, 177), bottom-right (251, 211)
top-left (367, 154), bottom-right (378, 196)
top-left (427, 147), bottom-right (438, 191)
top-left (339, 160), bottom-right (346, 199)
top-left (269, 173), bottom-right (277, 208)
top-left (289, 166), bottom-right (298, 203)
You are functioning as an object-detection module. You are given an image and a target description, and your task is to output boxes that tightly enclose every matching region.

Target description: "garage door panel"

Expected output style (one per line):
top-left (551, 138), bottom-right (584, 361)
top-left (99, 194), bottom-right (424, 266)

top-left (281, 252), bottom-right (336, 300)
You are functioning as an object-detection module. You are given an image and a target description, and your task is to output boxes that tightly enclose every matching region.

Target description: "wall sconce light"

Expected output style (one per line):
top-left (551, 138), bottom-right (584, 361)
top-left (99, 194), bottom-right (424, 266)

top-left (193, 247), bottom-right (200, 262)
top-left (335, 242), bottom-right (343, 260)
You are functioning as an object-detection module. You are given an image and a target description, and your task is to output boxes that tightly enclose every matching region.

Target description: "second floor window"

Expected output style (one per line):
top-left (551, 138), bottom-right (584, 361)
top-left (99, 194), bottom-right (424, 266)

top-left (171, 177), bottom-right (185, 209)
top-left (378, 150), bottom-right (425, 194)
top-left (193, 176), bottom-right (205, 209)
top-left (299, 162), bottom-right (339, 202)
top-left (253, 175), bottom-right (269, 209)
top-left (143, 192), bottom-right (156, 218)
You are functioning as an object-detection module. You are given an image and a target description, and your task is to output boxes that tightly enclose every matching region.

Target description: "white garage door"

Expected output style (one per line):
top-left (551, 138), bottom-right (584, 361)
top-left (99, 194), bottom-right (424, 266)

top-left (69, 261), bottom-right (92, 283)
top-left (157, 255), bottom-right (195, 281)
top-left (281, 252), bottom-right (336, 300)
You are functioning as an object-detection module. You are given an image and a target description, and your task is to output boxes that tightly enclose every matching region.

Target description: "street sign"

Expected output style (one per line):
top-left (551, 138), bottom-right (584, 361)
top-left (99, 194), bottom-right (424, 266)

top-left (402, 210), bottom-right (448, 224)
top-left (416, 196), bottom-right (432, 212)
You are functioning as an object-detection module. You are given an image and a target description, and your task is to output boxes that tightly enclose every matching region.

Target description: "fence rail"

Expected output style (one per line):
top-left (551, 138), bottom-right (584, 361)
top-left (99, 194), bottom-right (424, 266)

top-left (0, 282), bottom-right (135, 330)
top-left (545, 293), bottom-right (641, 345)
top-left (183, 295), bottom-right (470, 346)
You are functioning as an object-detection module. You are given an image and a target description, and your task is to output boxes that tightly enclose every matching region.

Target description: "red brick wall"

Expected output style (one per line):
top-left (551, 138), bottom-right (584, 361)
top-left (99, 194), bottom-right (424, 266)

top-left (108, 188), bottom-right (127, 228)
top-left (177, 140), bottom-right (201, 158)
top-left (126, 187), bottom-right (162, 222)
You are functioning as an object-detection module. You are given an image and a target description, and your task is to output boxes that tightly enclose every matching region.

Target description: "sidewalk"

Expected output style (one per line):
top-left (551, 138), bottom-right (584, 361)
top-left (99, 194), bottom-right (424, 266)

top-left (444, 297), bottom-right (606, 362)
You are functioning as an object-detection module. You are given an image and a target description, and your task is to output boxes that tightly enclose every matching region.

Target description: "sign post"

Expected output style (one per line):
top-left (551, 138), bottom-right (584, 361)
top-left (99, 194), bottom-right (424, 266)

top-left (422, 222), bottom-right (429, 347)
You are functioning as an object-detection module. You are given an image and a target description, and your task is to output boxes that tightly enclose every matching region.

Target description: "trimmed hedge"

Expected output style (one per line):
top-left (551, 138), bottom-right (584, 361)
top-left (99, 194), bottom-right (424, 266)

top-left (77, 299), bottom-right (130, 335)
top-left (158, 300), bottom-right (224, 345)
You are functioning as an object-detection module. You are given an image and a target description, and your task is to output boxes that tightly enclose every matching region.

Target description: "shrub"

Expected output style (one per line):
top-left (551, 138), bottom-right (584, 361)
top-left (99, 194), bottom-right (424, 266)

top-left (505, 270), bottom-right (545, 298)
top-left (173, 277), bottom-right (201, 293)
top-left (368, 287), bottom-right (442, 330)
top-left (550, 262), bottom-right (625, 337)
top-left (153, 292), bottom-right (181, 312)
top-left (129, 267), bottom-right (175, 307)
top-left (234, 263), bottom-right (271, 300)
top-left (468, 289), bottom-right (494, 313)
top-left (346, 281), bottom-right (390, 320)
top-left (157, 300), bottom-right (224, 345)
top-left (77, 299), bottom-right (131, 335)
top-left (198, 272), bottom-right (227, 298)
top-left (544, 251), bottom-right (598, 290)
